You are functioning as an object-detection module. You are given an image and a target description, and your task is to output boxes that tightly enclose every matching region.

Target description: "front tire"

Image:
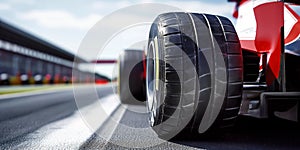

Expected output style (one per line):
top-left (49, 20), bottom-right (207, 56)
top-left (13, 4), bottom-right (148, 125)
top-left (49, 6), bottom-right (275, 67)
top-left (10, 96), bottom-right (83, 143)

top-left (146, 12), bottom-right (243, 139)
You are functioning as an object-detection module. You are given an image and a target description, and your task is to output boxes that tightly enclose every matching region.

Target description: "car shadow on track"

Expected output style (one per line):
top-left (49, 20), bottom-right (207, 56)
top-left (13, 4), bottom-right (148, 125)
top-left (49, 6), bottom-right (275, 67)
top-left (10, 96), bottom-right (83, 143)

top-left (171, 116), bottom-right (300, 150)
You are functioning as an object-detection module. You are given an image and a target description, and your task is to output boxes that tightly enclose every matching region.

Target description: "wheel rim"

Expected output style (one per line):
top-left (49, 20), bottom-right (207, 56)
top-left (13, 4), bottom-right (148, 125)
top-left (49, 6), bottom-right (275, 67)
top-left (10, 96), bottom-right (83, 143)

top-left (146, 41), bottom-right (157, 127)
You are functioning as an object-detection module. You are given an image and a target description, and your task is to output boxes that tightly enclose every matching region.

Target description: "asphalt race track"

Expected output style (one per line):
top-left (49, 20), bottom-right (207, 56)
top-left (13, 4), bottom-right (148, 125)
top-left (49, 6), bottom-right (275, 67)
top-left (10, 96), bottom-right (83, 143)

top-left (1, 84), bottom-right (300, 149)
top-left (81, 105), bottom-right (300, 150)
top-left (0, 84), bottom-right (114, 149)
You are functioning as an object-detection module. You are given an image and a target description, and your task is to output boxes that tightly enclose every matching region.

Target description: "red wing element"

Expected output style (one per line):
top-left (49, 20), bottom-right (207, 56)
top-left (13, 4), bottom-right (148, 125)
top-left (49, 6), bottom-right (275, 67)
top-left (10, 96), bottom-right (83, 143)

top-left (254, 2), bottom-right (284, 85)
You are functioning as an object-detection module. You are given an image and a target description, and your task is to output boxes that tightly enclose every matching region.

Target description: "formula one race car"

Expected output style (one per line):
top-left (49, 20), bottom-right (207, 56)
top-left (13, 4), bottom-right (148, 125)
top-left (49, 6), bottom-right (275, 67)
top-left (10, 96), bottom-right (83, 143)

top-left (118, 0), bottom-right (300, 139)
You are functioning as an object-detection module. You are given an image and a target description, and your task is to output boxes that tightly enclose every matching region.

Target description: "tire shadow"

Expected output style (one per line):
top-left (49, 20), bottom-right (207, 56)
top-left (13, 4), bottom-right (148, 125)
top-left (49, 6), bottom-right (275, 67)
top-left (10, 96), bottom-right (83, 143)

top-left (171, 116), bottom-right (300, 150)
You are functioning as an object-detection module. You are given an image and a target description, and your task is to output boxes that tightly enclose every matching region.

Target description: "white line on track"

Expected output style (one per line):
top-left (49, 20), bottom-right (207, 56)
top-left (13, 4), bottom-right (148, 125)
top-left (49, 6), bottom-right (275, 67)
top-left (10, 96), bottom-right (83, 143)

top-left (11, 94), bottom-right (121, 149)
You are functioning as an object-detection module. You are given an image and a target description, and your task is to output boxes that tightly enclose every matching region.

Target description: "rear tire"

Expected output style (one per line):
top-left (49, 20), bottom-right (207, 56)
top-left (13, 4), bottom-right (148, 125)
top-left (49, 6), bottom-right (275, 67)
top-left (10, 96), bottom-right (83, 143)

top-left (146, 12), bottom-right (243, 139)
top-left (118, 50), bottom-right (146, 104)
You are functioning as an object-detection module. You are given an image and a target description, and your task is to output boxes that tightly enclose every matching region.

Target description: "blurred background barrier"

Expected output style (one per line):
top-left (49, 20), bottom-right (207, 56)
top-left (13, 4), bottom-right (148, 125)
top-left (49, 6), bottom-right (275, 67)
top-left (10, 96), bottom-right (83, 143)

top-left (0, 19), bottom-right (111, 86)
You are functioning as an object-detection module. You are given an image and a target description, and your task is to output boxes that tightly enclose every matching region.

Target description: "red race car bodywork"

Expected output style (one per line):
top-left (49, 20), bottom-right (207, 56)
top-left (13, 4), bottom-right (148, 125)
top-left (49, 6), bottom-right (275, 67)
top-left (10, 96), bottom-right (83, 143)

top-left (232, 0), bottom-right (300, 86)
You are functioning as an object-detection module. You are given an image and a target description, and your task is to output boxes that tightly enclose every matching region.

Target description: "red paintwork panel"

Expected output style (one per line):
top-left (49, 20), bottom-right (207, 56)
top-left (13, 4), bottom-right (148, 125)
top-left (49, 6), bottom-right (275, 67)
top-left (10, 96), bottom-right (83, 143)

top-left (142, 53), bottom-right (146, 79)
top-left (254, 2), bottom-right (283, 85)
top-left (241, 2), bottom-right (283, 85)
top-left (95, 79), bottom-right (109, 84)
top-left (91, 60), bottom-right (117, 64)
top-left (240, 40), bottom-right (256, 53)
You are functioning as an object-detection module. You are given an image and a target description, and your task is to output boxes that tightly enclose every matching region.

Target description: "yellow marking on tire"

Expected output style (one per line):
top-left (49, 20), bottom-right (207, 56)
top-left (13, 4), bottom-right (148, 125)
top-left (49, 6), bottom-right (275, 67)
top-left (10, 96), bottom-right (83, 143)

top-left (154, 36), bottom-right (159, 91)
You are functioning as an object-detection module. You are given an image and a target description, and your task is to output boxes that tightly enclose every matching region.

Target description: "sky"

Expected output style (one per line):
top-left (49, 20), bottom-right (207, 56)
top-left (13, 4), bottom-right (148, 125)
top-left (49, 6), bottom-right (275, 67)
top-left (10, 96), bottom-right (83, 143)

top-left (0, 0), bottom-right (236, 78)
